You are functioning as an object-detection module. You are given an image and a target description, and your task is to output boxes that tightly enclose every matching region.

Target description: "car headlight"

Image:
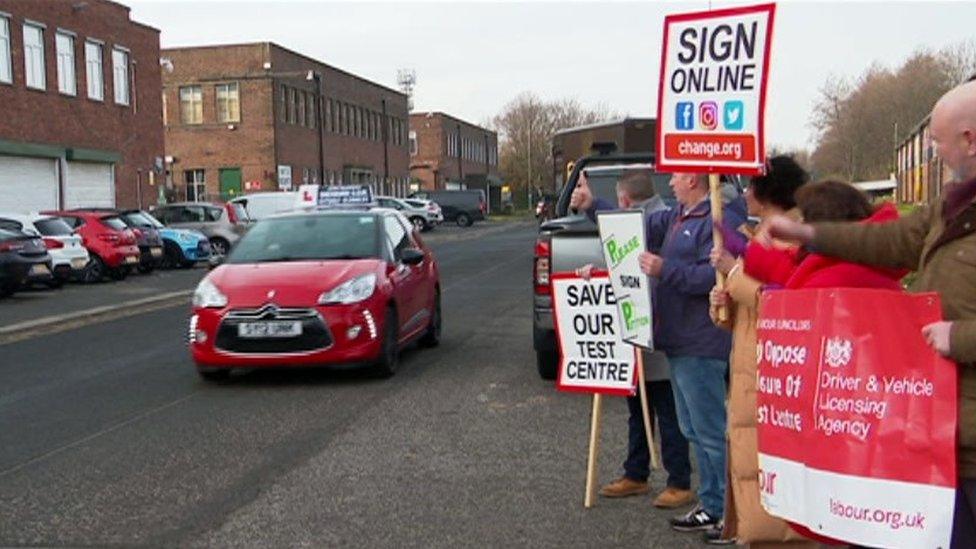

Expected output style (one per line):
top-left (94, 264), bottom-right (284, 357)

top-left (318, 274), bottom-right (377, 305)
top-left (193, 278), bottom-right (228, 308)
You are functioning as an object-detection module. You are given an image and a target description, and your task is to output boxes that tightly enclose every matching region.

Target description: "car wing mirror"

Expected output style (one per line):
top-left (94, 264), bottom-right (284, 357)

top-left (401, 248), bottom-right (424, 266)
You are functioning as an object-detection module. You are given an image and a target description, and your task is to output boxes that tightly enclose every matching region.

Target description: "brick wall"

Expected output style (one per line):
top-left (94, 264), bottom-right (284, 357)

top-left (409, 112), bottom-right (498, 190)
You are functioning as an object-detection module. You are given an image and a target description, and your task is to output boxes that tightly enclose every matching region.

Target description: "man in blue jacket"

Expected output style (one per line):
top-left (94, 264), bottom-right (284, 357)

top-left (573, 171), bottom-right (744, 538)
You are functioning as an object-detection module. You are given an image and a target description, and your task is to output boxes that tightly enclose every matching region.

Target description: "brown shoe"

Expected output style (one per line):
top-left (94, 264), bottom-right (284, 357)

top-left (599, 477), bottom-right (649, 498)
top-left (653, 487), bottom-right (696, 508)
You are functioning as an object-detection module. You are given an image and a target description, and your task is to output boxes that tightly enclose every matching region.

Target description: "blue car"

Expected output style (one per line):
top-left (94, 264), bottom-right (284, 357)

top-left (120, 210), bottom-right (210, 269)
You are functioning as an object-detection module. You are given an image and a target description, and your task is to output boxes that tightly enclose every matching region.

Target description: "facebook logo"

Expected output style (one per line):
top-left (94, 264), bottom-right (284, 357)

top-left (676, 102), bottom-right (694, 130)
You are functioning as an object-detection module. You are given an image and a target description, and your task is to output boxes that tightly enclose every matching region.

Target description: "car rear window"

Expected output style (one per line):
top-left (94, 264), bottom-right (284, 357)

top-left (583, 169), bottom-right (674, 206)
top-left (0, 219), bottom-right (23, 232)
top-left (0, 228), bottom-right (25, 241)
top-left (205, 207), bottom-right (224, 222)
top-left (228, 214), bottom-right (379, 264)
top-left (34, 217), bottom-right (74, 236)
top-left (101, 216), bottom-right (129, 231)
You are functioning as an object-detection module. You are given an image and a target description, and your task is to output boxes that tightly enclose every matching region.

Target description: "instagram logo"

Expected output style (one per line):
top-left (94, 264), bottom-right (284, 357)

top-left (699, 102), bottom-right (718, 131)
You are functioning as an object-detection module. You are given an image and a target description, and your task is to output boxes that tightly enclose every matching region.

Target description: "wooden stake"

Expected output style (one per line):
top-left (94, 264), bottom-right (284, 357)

top-left (636, 352), bottom-right (661, 471)
top-left (584, 393), bottom-right (603, 509)
top-left (709, 173), bottom-right (729, 323)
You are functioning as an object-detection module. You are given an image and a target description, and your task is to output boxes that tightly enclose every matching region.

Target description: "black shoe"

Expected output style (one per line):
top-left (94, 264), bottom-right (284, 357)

top-left (670, 505), bottom-right (719, 532)
top-left (703, 523), bottom-right (735, 545)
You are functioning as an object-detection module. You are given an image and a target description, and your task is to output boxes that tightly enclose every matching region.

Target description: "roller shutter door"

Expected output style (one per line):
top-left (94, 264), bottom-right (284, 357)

top-left (65, 161), bottom-right (115, 208)
top-left (0, 155), bottom-right (59, 213)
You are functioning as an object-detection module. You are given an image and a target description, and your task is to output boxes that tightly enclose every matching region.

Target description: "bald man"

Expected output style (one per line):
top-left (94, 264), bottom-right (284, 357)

top-left (765, 80), bottom-right (976, 548)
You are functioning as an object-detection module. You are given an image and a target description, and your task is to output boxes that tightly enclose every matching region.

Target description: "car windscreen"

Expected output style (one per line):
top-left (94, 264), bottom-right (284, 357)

top-left (128, 211), bottom-right (165, 229)
top-left (34, 217), bottom-right (74, 236)
top-left (227, 214), bottom-right (379, 264)
top-left (583, 169), bottom-right (675, 207)
top-left (101, 216), bottom-right (129, 231)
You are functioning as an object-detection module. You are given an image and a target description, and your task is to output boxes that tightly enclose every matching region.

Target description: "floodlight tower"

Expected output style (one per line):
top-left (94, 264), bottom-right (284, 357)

top-left (397, 69), bottom-right (417, 112)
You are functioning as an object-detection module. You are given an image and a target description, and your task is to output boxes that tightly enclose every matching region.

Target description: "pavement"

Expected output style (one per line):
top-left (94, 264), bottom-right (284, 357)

top-left (0, 220), bottom-right (704, 547)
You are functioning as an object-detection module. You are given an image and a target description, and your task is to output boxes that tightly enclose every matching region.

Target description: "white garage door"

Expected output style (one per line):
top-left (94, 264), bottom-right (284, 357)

top-left (66, 161), bottom-right (115, 208)
top-left (0, 155), bottom-right (59, 213)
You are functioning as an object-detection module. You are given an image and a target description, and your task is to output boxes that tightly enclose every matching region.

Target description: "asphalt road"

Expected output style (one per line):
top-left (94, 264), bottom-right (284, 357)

top-left (0, 220), bottom-right (702, 547)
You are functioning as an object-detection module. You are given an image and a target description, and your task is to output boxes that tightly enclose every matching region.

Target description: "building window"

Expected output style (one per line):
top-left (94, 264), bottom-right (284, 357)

top-left (185, 169), bottom-right (206, 202)
top-left (162, 91), bottom-right (168, 126)
top-left (341, 103), bottom-right (348, 135)
top-left (409, 131), bottom-right (417, 156)
top-left (297, 91), bottom-right (306, 127)
top-left (325, 98), bottom-right (333, 132)
top-left (112, 48), bottom-right (129, 105)
top-left (215, 82), bottom-right (240, 123)
top-left (56, 32), bottom-right (76, 95)
top-left (289, 88), bottom-right (298, 124)
top-left (0, 16), bottom-right (10, 84)
top-left (279, 84), bottom-right (287, 123)
top-left (353, 106), bottom-right (360, 138)
top-left (179, 85), bottom-right (203, 124)
top-left (23, 23), bottom-right (45, 90)
top-left (307, 94), bottom-right (316, 129)
top-left (85, 41), bottom-right (103, 100)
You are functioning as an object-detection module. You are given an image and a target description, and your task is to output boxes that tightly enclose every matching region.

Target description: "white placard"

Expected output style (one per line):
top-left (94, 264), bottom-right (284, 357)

top-left (596, 210), bottom-right (654, 350)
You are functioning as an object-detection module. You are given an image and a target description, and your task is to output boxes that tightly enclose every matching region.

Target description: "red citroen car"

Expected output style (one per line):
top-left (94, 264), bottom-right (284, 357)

top-left (189, 209), bottom-right (441, 381)
top-left (42, 210), bottom-right (141, 281)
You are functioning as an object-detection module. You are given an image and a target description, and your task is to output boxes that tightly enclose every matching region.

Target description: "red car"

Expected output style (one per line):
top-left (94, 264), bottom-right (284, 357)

top-left (42, 210), bottom-right (141, 281)
top-left (189, 209), bottom-right (441, 381)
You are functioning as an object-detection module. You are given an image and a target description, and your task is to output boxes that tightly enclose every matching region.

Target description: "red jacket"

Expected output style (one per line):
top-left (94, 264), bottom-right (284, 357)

top-left (745, 203), bottom-right (907, 290)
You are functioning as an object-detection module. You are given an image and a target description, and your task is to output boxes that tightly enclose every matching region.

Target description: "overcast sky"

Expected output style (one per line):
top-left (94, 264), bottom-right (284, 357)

top-left (127, 0), bottom-right (976, 151)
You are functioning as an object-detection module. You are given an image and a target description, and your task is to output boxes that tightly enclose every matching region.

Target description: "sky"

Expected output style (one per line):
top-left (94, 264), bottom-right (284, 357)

top-left (126, 0), bottom-right (976, 152)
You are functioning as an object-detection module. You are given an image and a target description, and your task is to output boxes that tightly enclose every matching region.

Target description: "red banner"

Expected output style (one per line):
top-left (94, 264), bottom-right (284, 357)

top-left (756, 289), bottom-right (956, 548)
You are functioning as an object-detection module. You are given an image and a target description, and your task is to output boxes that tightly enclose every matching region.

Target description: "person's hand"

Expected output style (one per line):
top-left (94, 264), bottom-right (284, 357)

top-left (761, 215), bottom-right (815, 247)
top-left (922, 321), bottom-right (953, 357)
top-left (638, 251), bottom-right (664, 277)
top-left (710, 247), bottom-right (736, 276)
top-left (575, 263), bottom-right (594, 280)
top-left (569, 172), bottom-right (594, 212)
top-left (710, 286), bottom-right (730, 309)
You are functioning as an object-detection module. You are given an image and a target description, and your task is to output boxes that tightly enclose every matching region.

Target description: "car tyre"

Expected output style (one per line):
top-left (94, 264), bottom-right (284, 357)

top-left (108, 266), bottom-right (130, 281)
top-left (137, 261), bottom-right (155, 274)
top-left (456, 213), bottom-right (472, 227)
top-left (210, 237), bottom-right (230, 258)
top-left (198, 368), bottom-right (231, 382)
top-left (409, 216), bottom-right (427, 232)
top-left (82, 255), bottom-right (107, 283)
top-left (160, 241), bottom-right (182, 269)
top-left (536, 349), bottom-right (559, 380)
top-left (419, 290), bottom-right (442, 348)
top-left (373, 308), bottom-right (399, 378)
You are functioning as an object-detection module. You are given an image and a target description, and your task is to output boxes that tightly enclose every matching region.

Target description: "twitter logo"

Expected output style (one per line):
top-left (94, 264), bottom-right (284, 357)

top-left (723, 101), bottom-right (744, 131)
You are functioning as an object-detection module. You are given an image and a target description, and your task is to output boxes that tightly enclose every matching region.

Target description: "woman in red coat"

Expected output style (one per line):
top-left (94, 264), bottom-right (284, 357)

top-left (745, 180), bottom-right (907, 291)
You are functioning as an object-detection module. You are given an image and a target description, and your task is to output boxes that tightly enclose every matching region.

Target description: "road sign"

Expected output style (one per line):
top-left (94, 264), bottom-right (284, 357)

top-left (656, 3), bottom-right (776, 175)
top-left (277, 165), bottom-right (293, 190)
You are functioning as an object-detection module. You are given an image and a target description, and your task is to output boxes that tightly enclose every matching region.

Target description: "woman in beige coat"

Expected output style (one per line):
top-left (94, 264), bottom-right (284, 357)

top-left (707, 156), bottom-right (816, 547)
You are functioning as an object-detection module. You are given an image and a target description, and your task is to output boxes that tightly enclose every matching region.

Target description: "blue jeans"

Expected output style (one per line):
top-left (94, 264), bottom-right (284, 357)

top-left (668, 355), bottom-right (728, 518)
top-left (624, 380), bottom-right (691, 490)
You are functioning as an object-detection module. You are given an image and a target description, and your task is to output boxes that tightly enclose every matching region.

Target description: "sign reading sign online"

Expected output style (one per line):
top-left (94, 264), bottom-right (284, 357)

top-left (553, 273), bottom-right (638, 396)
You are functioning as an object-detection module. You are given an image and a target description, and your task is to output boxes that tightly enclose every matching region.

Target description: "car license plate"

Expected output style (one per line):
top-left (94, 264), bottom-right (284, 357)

top-left (71, 258), bottom-right (88, 270)
top-left (125, 256), bottom-right (139, 265)
top-left (150, 247), bottom-right (163, 258)
top-left (30, 264), bottom-right (50, 276)
top-left (237, 321), bottom-right (303, 339)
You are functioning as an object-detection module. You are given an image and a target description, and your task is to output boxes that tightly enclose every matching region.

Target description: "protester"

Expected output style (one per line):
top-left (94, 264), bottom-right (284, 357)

top-left (573, 170), bottom-right (746, 541)
top-left (573, 171), bottom-right (694, 510)
top-left (707, 155), bottom-right (813, 546)
top-left (762, 80), bottom-right (976, 548)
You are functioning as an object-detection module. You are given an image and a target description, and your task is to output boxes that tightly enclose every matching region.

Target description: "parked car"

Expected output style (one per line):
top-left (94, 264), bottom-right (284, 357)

top-left (408, 190), bottom-right (486, 227)
top-left (375, 196), bottom-right (438, 232)
top-left (402, 198), bottom-right (444, 229)
top-left (228, 192), bottom-right (298, 221)
top-left (188, 208), bottom-right (441, 381)
top-left (150, 202), bottom-right (248, 258)
top-left (120, 210), bottom-right (210, 269)
top-left (0, 227), bottom-right (53, 297)
top-left (77, 208), bottom-right (166, 274)
top-left (43, 210), bottom-right (140, 282)
top-left (0, 213), bottom-right (89, 287)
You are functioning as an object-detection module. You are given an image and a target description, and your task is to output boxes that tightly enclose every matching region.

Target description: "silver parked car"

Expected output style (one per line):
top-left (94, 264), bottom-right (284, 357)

top-left (149, 202), bottom-right (249, 257)
top-left (375, 196), bottom-right (438, 232)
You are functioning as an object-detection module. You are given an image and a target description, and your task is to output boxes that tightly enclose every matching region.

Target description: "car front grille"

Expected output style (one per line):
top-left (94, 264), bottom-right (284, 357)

top-left (214, 305), bottom-right (333, 354)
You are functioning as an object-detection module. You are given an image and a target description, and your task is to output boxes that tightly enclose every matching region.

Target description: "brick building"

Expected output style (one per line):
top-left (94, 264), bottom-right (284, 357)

top-left (551, 118), bottom-right (656, 190)
top-left (408, 112), bottom-right (499, 196)
top-left (161, 42), bottom-right (410, 202)
top-left (0, 0), bottom-right (164, 212)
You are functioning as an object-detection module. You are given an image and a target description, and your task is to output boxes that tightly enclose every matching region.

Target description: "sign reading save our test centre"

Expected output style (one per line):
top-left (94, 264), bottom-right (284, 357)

top-left (656, 3), bottom-right (775, 175)
top-left (553, 273), bottom-right (638, 396)
top-left (596, 211), bottom-right (654, 350)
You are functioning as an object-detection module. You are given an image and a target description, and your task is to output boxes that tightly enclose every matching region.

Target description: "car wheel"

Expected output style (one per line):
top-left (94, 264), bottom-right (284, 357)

top-left (210, 237), bottom-right (230, 258)
top-left (137, 261), bottom-right (155, 274)
top-left (373, 307), bottom-right (399, 378)
top-left (108, 266), bottom-right (130, 281)
top-left (160, 241), bottom-right (181, 269)
top-left (410, 216), bottom-right (427, 232)
top-left (419, 290), bottom-right (442, 348)
top-left (197, 369), bottom-right (231, 382)
top-left (456, 213), bottom-right (472, 227)
top-left (536, 349), bottom-right (559, 380)
top-left (82, 255), bottom-right (107, 283)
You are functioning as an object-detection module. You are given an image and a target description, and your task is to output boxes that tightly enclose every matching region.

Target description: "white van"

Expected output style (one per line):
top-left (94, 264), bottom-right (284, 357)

top-left (229, 192), bottom-right (298, 221)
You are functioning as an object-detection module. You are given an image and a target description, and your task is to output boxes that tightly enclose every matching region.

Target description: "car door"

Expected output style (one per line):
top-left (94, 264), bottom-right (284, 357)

top-left (382, 214), bottom-right (425, 340)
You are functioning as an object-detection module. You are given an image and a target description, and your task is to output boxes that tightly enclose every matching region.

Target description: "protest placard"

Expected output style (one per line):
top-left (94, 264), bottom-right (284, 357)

top-left (596, 210), bottom-right (653, 350)
top-left (756, 289), bottom-right (956, 548)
